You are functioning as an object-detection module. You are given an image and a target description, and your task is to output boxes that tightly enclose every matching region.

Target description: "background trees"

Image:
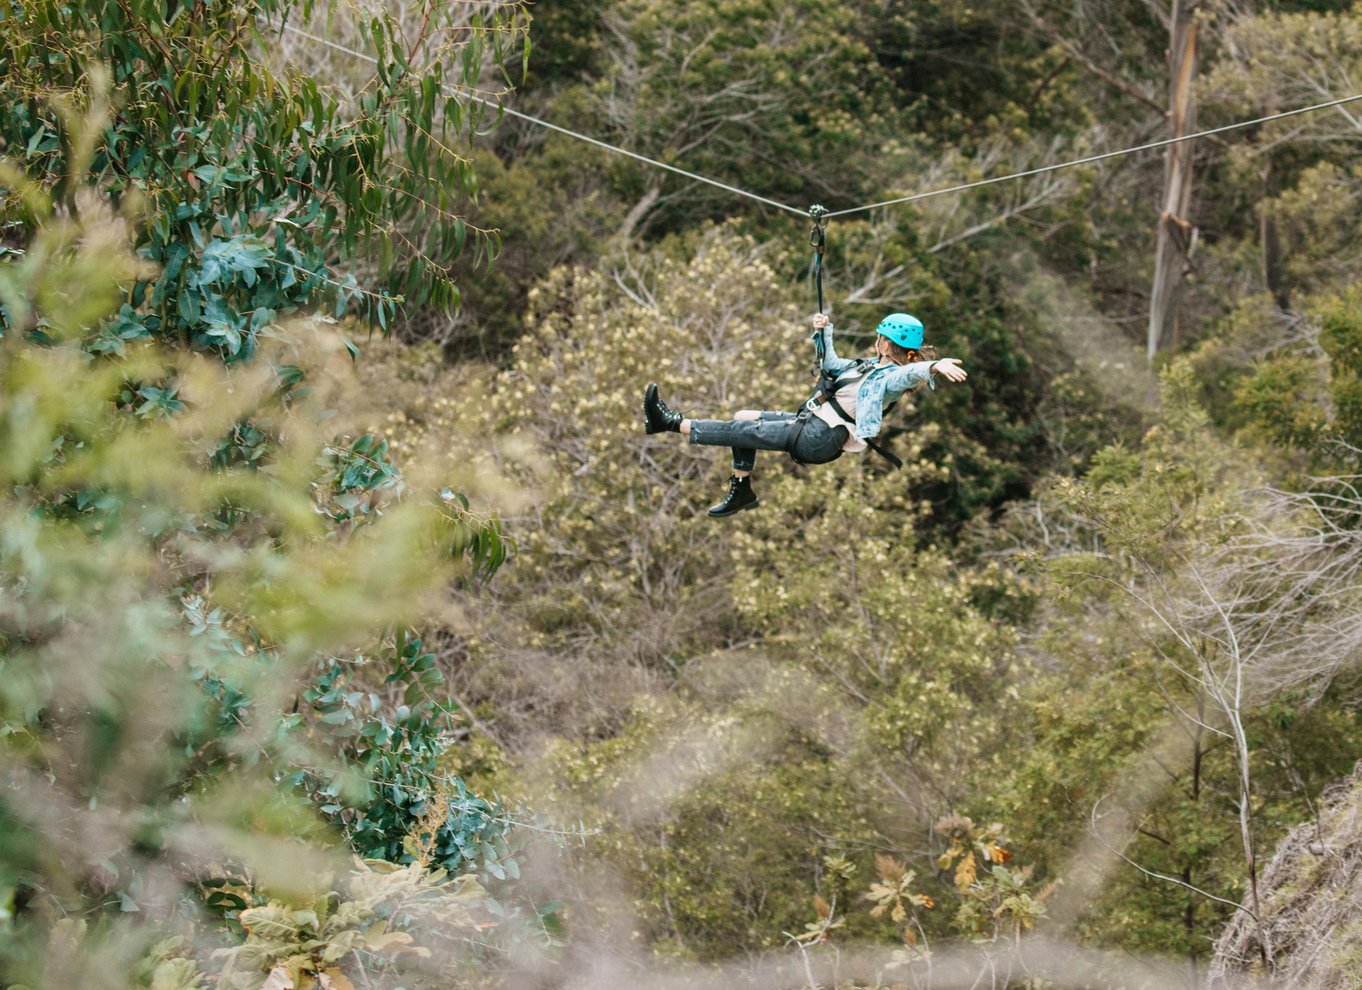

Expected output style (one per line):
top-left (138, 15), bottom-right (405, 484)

top-left (409, 0), bottom-right (1362, 974)
top-left (6, 0), bottom-right (1362, 985)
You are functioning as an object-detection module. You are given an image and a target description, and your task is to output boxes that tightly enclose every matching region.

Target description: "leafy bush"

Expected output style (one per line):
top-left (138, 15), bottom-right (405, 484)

top-left (0, 107), bottom-right (523, 988)
top-left (296, 636), bottom-right (519, 880)
top-left (0, 0), bottom-right (529, 358)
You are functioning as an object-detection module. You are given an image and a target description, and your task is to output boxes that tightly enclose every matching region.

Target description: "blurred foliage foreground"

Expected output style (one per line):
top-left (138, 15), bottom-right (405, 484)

top-left (0, 145), bottom-right (551, 989)
top-left (9, 132), bottom-right (1362, 990)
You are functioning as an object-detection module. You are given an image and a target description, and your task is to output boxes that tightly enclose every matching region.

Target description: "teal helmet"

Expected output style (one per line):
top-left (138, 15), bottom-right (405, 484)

top-left (876, 312), bottom-right (924, 350)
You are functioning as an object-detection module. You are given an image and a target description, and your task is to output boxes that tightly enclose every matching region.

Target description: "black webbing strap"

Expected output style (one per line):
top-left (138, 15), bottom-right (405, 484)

top-left (809, 204), bottom-right (828, 315)
top-left (784, 407), bottom-right (816, 464)
top-left (865, 439), bottom-right (903, 469)
top-left (824, 395), bottom-right (903, 469)
top-left (809, 204), bottom-right (828, 376)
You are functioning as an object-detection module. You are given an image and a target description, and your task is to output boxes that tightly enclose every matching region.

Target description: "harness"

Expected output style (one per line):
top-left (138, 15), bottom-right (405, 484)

top-left (795, 362), bottom-right (904, 471)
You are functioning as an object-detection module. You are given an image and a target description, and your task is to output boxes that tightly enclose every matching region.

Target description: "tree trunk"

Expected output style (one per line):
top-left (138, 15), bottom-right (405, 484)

top-left (1148, 0), bottom-right (1201, 363)
top-left (1260, 148), bottom-right (1290, 311)
top-left (617, 182), bottom-right (663, 243)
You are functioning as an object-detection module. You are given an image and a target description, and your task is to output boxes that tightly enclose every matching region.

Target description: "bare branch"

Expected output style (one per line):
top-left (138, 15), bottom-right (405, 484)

top-left (1088, 795), bottom-right (1256, 916)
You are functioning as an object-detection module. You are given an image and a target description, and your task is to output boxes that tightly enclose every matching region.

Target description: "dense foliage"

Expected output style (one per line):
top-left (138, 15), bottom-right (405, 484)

top-left (6, 0), bottom-right (1362, 987)
top-left (0, 0), bottom-right (528, 356)
top-left (0, 189), bottom-right (533, 989)
top-left (0, 6), bottom-right (536, 988)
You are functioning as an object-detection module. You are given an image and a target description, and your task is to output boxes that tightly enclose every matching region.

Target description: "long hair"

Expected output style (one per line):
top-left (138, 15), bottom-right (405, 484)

top-left (881, 340), bottom-right (938, 364)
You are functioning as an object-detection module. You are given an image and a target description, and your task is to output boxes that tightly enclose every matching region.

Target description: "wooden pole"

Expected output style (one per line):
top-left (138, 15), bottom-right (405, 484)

top-left (1148, 0), bottom-right (1201, 363)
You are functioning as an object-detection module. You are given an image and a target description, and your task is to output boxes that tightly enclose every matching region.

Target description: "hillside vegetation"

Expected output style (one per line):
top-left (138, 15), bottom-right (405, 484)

top-left (1211, 761), bottom-right (1362, 988)
top-left (3, 1), bottom-right (1362, 988)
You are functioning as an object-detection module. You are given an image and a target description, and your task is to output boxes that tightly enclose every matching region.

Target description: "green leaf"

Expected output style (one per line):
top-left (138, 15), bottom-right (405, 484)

top-left (150, 959), bottom-right (206, 990)
top-left (239, 906), bottom-right (300, 940)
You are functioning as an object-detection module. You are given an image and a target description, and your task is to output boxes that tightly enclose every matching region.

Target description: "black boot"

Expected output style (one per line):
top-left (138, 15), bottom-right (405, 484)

top-left (707, 475), bottom-right (759, 517)
top-left (643, 383), bottom-right (683, 434)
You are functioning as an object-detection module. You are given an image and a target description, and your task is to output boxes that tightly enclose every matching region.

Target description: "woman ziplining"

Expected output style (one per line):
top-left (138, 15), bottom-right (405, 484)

top-left (640, 205), bottom-right (968, 517)
top-left (642, 310), bottom-right (968, 517)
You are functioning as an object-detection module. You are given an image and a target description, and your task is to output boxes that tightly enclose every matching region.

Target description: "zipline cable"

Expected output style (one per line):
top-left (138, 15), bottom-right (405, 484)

top-left (282, 25), bottom-right (1362, 224)
top-left (824, 91), bottom-right (1362, 218)
top-left (281, 25), bottom-right (807, 217)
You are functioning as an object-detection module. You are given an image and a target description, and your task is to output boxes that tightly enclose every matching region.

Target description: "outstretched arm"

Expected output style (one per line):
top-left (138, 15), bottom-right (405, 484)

top-left (884, 357), bottom-right (968, 392)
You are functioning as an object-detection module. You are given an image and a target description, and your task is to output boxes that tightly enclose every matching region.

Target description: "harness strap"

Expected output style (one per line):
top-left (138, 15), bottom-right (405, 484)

top-left (862, 437), bottom-right (904, 470)
top-left (785, 407), bottom-right (813, 463)
top-left (814, 360), bottom-right (873, 402)
top-left (809, 364), bottom-right (904, 470)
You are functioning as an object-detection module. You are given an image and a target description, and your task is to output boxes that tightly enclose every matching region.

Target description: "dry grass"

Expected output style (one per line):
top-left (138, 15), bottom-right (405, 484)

top-left (1210, 761), bottom-right (1362, 989)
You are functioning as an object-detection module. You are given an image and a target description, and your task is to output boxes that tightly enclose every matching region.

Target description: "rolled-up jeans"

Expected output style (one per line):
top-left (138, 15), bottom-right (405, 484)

top-left (688, 410), bottom-right (849, 472)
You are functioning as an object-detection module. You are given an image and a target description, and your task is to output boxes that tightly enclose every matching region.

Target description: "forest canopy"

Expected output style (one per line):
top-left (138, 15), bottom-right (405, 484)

top-left (3, 0), bottom-right (1362, 988)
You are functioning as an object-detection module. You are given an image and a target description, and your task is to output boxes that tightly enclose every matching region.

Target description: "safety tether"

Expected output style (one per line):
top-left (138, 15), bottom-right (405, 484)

top-left (808, 204), bottom-right (828, 313)
top-left (808, 204), bottom-right (829, 374)
top-left (800, 206), bottom-right (902, 468)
